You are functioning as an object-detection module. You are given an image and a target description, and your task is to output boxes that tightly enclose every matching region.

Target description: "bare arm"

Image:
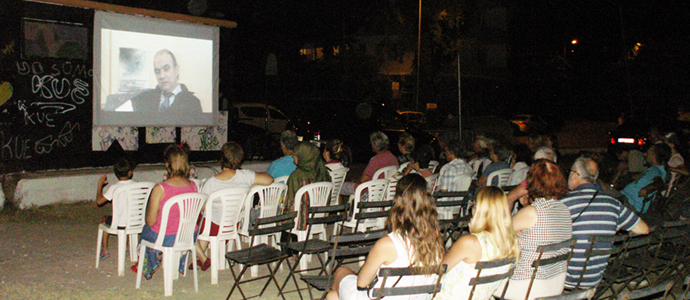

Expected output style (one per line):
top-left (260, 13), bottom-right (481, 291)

top-left (638, 176), bottom-right (665, 197)
top-left (441, 234), bottom-right (482, 270)
top-left (506, 184), bottom-right (528, 208)
top-left (512, 205), bottom-right (537, 234)
top-left (95, 174), bottom-right (109, 207)
top-left (629, 219), bottom-right (650, 235)
top-left (145, 184), bottom-right (164, 226)
top-left (356, 236), bottom-right (397, 288)
top-left (253, 172), bottom-right (274, 186)
top-left (360, 173), bottom-right (372, 183)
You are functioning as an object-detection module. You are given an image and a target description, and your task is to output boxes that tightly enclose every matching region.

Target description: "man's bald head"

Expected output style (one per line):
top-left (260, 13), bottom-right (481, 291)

top-left (569, 156), bottom-right (599, 190)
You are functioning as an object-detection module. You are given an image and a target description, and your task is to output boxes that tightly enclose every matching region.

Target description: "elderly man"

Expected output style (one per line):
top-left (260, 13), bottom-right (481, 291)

top-left (131, 49), bottom-right (203, 114)
top-left (359, 131), bottom-right (399, 183)
top-left (266, 130), bottom-right (298, 179)
top-left (562, 156), bottom-right (649, 289)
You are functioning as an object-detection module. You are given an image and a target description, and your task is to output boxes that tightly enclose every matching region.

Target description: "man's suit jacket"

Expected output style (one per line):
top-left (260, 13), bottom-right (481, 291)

top-left (131, 84), bottom-right (203, 114)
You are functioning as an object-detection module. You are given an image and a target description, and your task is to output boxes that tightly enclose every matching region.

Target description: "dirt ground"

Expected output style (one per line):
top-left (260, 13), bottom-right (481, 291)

top-left (0, 201), bottom-right (309, 300)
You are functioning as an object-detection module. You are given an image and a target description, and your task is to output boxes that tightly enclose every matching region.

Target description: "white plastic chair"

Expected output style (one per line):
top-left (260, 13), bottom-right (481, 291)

top-left (428, 160), bottom-right (440, 173)
top-left (135, 192), bottom-right (208, 297)
top-left (508, 165), bottom-right (530, 187)
top-left (292, 181), bottom-right (334, 271)
top-left (397, 162), bottom-right (410, 173)
top-left (384, 174), bottom-right (402, 202)
top-left (95, 181), bottom-right (155, 276)
top-left (339, 179), bottom-right (389, 233)
top-left (274, 175), bottom-right (289, 184)
top-left (426, 173), bottom-right (439, 193)
top-left (486, 168), bottom-right (513, 188)
top-left (328, 167), bottom-right (349, 206)
top-left (373, 165), bottom-right (398, 180)
top-left (239, 183), bottom-right (287, 277)
top-left (436, 172), bottom-right (473, 220)
top-left (197, 187), bottom-right (250, 285)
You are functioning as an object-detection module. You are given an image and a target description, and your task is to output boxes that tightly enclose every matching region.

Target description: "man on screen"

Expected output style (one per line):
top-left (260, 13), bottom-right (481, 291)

top-left (131, 49), bottom-right (203, 114)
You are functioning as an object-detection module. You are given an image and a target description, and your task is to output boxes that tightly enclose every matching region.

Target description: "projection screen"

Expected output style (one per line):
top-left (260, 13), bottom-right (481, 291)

top-left (93, 11), bottom-right (218, 126)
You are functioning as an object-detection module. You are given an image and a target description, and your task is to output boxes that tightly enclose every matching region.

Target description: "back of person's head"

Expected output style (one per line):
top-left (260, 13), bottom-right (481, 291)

top-left (651, 143), bottom-right (672, 165)
top-left (527, 159), bottom-right (568, 200)
top-left (387, 173), bottom-right (443, 273)
top-left (533, 146), bottom-right (558, 163)
top-left (280, 130), bottom-right (298, 151)
top-left (473, 136), bottom-right (493, 157)
top-left (164, 144), bottom-right (190, 179)
top-left (370, 131), bottom-right (390, 152)
top-left (471, 186), bottom-right (520, 261)
top-left (220, 141), bottom-right (244, 170)
top-left (513, 143), bottom-right (533, 165)
top-left (446, 138), bottom-right (466, 158)
top-left (491, 144), bottom-right (511, 162)
top-left (411, 144), bottom-right (434, 168)
top-left (572, 156), bottom-right (599, 183)
top-left (398, 132), bottom-right (415, 154)
top-left (113, 157), bottom-right (135, 179)
top-left (325, 139), bottom-right (352, 167)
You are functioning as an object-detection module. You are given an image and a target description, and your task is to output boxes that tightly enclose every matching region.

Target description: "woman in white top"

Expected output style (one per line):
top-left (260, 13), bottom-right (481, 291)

top-left (435, 186), bottom-right (520, 300)
top-left (326, 174), bottom-right (445, 300)
top-left (192, 142), bottom-right (273, 271)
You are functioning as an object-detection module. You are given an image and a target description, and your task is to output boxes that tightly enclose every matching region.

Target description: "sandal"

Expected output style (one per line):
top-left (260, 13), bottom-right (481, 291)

top-left (99, 253), bottom-right (111, 260)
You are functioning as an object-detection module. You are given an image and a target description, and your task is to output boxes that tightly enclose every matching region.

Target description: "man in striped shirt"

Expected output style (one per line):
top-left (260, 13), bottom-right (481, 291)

top-left (562, 156), bottom-right (650, 289)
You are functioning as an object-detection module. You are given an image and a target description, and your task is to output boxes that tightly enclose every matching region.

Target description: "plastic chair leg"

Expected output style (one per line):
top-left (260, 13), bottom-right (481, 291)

top-left (117, 230), bottom-right (126, 276)
top-left (210, 238), bottom-right (219, 285)
top-left (129, 234), bottom-right (139, 262)
top-left (95, 228), bottom-right (104, 269)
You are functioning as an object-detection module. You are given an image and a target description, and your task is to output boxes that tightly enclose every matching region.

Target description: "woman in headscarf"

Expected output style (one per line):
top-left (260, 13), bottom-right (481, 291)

top-left (283, 142), bottom-right (332, 229)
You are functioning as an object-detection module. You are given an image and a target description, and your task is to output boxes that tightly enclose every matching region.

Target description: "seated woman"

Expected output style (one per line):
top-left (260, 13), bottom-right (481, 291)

top-left (191, 141), bottom-right (273, 271)
top-left (326, 174), bottom-right (444, 300)
top-left (472, 143), bottom-right (511, 187)
top-left (283, 142), bottom-right (332, 230)
top-left (132, 144), bottom-right (200, 280)
top-left (323, 139), bottom-right (352, 171)
top-left (435, 186), bottom-right (520, 300)
top-left (498, 159), bottom-right (572, 300)
top-left (402, 144), bottom-right (435, 178)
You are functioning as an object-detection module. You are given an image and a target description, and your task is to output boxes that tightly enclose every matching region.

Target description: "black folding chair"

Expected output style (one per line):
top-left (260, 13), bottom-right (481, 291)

top-left (224, 211), bottom-right (297, 300)
top-left (615, 279), bottom-right (674, 300)
top-left (595, 234), bottom-right (653, 300)
top-left (353, 200), bottom-right (393, 233)
top-left (300, 229), bottom-right (388, 300)
top-left (568, 234), bottom-right (629, 290)
top-left (525, 238), bottom-right (577, 300)
top-left (369, 265), bottom-right (447, 300)
top-left (280, 203), bottom-right (348, 299)
top-left (468, 256), bottom-right (516, 300)
top-left (535, 288), bottom-right (596, 300)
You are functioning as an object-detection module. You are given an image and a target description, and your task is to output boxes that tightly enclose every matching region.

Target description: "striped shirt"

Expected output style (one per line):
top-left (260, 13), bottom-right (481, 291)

top-left (513, 198), bottom-right (573, 281)
top-left (561, 184), bottom-right (640, 288)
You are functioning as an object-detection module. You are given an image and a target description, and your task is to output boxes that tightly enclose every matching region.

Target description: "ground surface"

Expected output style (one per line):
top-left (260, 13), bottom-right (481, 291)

top-left (0, 201), bottom-right (310, 300)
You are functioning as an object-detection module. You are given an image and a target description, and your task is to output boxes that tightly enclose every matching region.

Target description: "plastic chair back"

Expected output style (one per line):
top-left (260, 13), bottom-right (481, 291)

top-left (240, 183), bottom-right (287, 235)
top-left (508, 165), bottom-right (530, 186)
top-left (328, 167), bottom-right (349, 205)
top-left (201, 187), bottom-right (250, 239)
top-left (373, 165), bottom-right (398, 180)
top-left (344, 179), bottom-right (389, 232)
top-left (155, 192), bottom-right (209, 251)
top-left (274, 175), bottom-right (289, 184)
top-left (486, 168), bottom-right (513, 188)
top-left (384, 174), bottom-right (402, 202)
top-left (293, 181), bottom-right (334, 233)
top-left (426, 174), bottom-right (439, 193)
top-left (111, 181), bottom-right (156, 231)
top-left (428, 160), bottom-right (439, 173)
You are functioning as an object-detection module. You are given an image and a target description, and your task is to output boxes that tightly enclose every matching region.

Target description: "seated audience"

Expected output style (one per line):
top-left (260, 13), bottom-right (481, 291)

top-left (472, 143), bottom-right (512, 187)
top-left (506, 147), bottom-right (558, 209)
top-left (191, 142), bottom-right (273, 271)
top-left (132, 144), bottom-right (200, 280)
top-left (468, 136), bottom-right (493, 177)
top-left (283, 142), bottom-right (332, 230)
top-left (562, 156), bottom-right (649, 289)
top-left (402, 144), bottom-right (435, 178)
top-left (437, 139), bottom-right (474, 192)
top-left (397, 132), bottom-right (415, 165)
top-left (435, 186), bottom-right (520, 300)
top-left (323, 139), bottom-right (352, 171)
top-left (620, 143), bottom-right (671, 213)
top-left (96, 157), bottom-right (136, 260)
top-left (498, 159), bottom-right (572, 300)
top-left (326, 174), bottom-right (444, 300)
top-left (266, 130), bottom-right (298, 178)
top-left (340, 131), bottom-right (398, 195)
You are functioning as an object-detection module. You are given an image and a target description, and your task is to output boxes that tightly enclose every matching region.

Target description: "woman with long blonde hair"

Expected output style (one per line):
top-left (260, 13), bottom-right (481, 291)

top-left (435, 186), bottom-right (519, 299)
top-left (327, 174), bottom-right (444, 300)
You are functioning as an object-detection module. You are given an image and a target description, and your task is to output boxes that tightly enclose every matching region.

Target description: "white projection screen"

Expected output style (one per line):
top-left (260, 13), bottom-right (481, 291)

top-left (93, 11), bottom-right (219, 126)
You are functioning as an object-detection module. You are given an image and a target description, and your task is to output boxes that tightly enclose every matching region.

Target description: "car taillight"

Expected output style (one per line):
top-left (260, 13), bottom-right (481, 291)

top-left (611, 138), bottom-right (615, 144)
top-left (637, 139), bottom-right (645, 145)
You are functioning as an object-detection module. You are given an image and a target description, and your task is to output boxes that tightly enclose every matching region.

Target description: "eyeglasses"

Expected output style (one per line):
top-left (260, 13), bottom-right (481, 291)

top-left (570, 169), bottom-right (579, 176)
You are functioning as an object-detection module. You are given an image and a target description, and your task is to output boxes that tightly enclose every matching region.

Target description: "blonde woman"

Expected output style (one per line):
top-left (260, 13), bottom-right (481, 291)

top-left (435, 186), bottom-right (520, 300)
top-left (327, 174), bottom-right (445, 300)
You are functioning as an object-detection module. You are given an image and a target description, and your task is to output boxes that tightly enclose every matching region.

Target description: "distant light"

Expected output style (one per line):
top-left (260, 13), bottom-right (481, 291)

top-left (618, 138), bottom-right (635, 144)
top-left (636, 43), bottom-right (642, 46)
top-left (571, 39), bottom-right (578, 45)
top-left (382, 103), bottom-right (385, 106)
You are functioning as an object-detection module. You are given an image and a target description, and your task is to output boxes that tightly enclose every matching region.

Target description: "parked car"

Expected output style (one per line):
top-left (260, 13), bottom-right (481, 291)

top-left (608, 122), bottom-right (649, 154)
top-left (508, 114), bottom-right (548, 134)
top-left (231, 103), bottom-right (290, 134)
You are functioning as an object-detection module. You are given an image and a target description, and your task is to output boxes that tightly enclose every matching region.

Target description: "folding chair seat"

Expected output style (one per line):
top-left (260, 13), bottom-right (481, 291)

top-left (369, 265), bottom-right (447, 299)
top-left (135, 192), bottom-right (208, 297)
top-left (197, 187), bottom-right (250, 285)
top-left (534, 288), bottom-right (595, 300)
top-left (567, 234), bottom-right (629, 290)
top-left (524, 238), bottom-right (577, 300)
top-left (595, 234), bottom-right (652, 300)
top-left (224, 211), bottom-right (297, 300)
top-left (486, 168), bottom-right (513, 188)
top-left (280, 203), bottom-right (348, 299)
top-left (651, 220), bottom-right (690, 282)
top-left (615, 280), bottom-right (674, 300)
top-left (328, 167), bottom-right (349, 206)
top-left (338, 179), bottom-right (389, 233)
top-left (467, 256), bottom-right (517, 300)
top-left (95, 181), bottom-right (155, 276)
top-left (300, 229), bottom-right (388, 300)
top-left (439, 212), bottom-right (470, 247)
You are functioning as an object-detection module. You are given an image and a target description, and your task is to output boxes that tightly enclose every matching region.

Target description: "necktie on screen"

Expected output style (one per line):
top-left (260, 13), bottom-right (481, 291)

top-left (159, 92), bottom-right (174, 112)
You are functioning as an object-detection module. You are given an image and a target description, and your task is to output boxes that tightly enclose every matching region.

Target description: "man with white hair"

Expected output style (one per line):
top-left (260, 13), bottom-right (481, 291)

top-left (562, 156), bottom-right (649, 289)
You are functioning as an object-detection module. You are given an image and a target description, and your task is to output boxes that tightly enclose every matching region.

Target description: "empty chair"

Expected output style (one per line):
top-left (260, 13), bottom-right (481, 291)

top-left (338, 179), bottom-right (389, 233)
top-left (135, 192), bottom-right (208, 297)
top-left (373, 165), bottom-right (398, 180)
top-left (196, 187), bottom-right (250, 285)
top-left (328, 167), bottom-right (349, 206)
top-left (95, 181), bottom-right (155, 276)
top-left (486, 168), bottom-right (513, 188)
